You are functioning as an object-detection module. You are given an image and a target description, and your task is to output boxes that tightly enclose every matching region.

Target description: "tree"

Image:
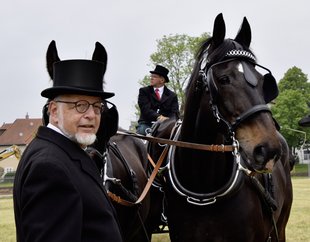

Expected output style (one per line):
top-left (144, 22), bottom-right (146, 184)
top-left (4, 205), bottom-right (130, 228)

top-left (278, 66), bottom-right (309, 94)
top-left (271, 66), bottom-right (310, 149)
top-left (138, 33), bottom-right (210, 116)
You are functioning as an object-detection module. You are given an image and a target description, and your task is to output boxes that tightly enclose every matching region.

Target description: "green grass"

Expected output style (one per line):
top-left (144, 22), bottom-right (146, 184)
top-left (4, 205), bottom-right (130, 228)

top-left (291, 163), bottom-right (309, 175)
top-left (286, 178), bottom-right (310, 242)
top-left (1, 178), bottom-right (309, 242)
top-left (0, 196), bottom-right (15, 242)
top-left (0, 183), bottom-right (13, 188)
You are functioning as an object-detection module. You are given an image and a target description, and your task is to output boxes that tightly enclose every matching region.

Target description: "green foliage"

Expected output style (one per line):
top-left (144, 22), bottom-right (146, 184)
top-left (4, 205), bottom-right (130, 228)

top-left (4, 172), bottom-right (15, 178)
top-left (271, 66), bottom-right (310, 148)
top-left (0, 167), bottom-right (4, 178)
top-left (278, 66), bottom-right (310, 95)
top-left (3, 172), bottom-right (15, 183)
top-left (139, 33), bottom-right (210, 115)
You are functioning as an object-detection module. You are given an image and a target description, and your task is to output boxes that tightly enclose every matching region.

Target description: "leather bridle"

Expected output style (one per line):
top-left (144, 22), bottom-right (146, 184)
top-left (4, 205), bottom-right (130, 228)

top-left (200, 57), bottom-right (276, 138)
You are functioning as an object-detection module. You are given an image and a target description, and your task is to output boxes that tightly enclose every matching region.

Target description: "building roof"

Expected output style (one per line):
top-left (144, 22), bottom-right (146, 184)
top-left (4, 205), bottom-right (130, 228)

top-left (0, 123), bottom-right (12, 130)
top-left (0, 117), bottom-right (42, 146)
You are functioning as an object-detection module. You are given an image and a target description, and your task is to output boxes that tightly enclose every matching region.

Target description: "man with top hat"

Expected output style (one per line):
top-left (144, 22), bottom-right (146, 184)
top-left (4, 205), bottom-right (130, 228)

top-left (13, 41), bottom-right (123, 242)
top-left (136, 64), bottom-right (179, 135)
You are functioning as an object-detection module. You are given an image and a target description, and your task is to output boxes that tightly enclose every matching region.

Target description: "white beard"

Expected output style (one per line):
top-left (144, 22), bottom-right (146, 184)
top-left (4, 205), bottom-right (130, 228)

top-left (60, 126), bottom-right (97, 147)
top-left (74, 133), bottom-right (97, 146)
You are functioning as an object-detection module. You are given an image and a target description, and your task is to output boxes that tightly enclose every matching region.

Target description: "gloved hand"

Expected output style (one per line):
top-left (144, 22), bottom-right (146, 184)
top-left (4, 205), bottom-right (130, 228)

top-left (157, 115), bottom-right (169, 122)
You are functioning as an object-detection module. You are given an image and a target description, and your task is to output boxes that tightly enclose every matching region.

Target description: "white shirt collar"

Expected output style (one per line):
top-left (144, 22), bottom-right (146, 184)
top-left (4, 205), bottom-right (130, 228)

top-left (47, 123), bottom-right (67, 137)
top-left (47, 123), bottom-right (89, 150)
top-left (154, 86), bottom-right (164, 96)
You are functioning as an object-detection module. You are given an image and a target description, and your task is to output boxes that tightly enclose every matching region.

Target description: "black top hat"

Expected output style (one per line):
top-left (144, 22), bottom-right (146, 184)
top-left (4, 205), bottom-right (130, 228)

top-left (299, 115), bottom-right (310, 127)
top-left (150, 65), bottom-right (170, 82)
top-left (41, 60), bottom-right (114, 99)
top-left (41, 40), bottom-right (114, 100)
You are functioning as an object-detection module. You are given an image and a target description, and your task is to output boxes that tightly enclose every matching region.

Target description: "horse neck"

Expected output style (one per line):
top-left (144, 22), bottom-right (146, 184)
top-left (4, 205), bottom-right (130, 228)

top-left (176, 95), bottom-right (233, 191)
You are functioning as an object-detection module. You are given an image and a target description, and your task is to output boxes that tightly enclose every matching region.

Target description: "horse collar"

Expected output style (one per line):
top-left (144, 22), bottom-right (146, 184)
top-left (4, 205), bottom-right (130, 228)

top-left (166, 124), bottom-right (245, 206)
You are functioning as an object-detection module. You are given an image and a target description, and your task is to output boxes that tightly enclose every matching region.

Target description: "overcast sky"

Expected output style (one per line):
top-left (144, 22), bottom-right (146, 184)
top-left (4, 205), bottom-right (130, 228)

top-left (1, 0), bottom-right (309, 129)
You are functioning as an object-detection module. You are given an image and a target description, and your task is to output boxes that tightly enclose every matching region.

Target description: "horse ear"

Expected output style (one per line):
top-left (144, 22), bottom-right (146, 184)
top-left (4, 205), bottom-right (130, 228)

top-left (46, 40), bottom-right (60, 79)
top-left (234, 17), bottom-right (251, 48)
top-left (92, 42), bottom-right (107, 74)
top-left (212, 13), bottom-right (226, 48)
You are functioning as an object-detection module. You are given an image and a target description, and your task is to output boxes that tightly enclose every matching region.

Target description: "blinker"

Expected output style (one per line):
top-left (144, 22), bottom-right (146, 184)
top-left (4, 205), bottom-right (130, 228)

top-left (242, 62), bottom-right (258, 86)
top-left (205, 59), bottom-right (279, 104)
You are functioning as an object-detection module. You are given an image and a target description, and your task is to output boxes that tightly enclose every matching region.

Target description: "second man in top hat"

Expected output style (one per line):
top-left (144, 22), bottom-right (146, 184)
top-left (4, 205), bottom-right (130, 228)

top-left (136, 64), bottom-right (179, 135)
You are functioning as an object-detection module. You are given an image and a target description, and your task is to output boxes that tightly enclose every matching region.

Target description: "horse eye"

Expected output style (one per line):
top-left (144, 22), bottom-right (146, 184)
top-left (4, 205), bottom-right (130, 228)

top-left (218, 76), bottom-right (230, 85)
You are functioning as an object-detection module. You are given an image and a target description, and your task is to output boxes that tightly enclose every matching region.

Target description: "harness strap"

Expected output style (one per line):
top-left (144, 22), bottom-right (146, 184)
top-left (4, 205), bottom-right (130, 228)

top-left (109, 126), bottom-right (235, 206)
top-left (249, 175), bottom-right (279, 242)
top-left (107, 145), bottom-right (170, 206)
top-left (116, 131), bottom-right (235, 152)
top-left (147, 153), bottom-right (156, 168)
top-left (231, 104), bottom-right (271, 130)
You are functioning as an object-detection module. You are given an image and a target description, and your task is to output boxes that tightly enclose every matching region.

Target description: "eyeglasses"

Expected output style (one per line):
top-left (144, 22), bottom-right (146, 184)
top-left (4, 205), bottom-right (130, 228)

top-left (55, 100), bottom-right (105, 114)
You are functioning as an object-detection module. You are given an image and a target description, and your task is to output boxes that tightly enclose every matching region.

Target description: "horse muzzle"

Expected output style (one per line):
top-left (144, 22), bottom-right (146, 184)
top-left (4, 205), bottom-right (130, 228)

top-left (240, 142), bottom-right (281, 173)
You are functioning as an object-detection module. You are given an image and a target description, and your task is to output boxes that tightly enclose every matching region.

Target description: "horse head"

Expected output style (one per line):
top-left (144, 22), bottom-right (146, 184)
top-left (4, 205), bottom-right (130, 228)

top-left (187, 13), bottom-right (281, 173)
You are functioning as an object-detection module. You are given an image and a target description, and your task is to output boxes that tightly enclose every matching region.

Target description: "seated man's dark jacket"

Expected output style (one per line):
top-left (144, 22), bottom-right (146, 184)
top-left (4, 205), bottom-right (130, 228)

top-left (138, 85), bottom-right (179, 123)
top-left (13, 126), bottom-right (123, 242)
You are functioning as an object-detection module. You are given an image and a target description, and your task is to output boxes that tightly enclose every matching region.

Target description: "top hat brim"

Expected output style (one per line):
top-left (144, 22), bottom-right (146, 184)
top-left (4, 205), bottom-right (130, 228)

top-left (298, 115), bottom-right (310, 127)
top-left (150, 70), bottom-right (169, 83)
top-left (41, 86), bottom-right (114, 99)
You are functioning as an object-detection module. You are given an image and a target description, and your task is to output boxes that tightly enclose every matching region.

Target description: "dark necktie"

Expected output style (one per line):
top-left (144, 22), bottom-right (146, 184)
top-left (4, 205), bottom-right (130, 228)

top-left (155, 88), bottom-right (161, 100)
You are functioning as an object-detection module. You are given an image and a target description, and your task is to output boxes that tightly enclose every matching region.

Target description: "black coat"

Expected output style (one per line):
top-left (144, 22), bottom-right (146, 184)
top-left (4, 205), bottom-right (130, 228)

top-left (13, 126), bottom-right (123, 242)
top-left (138, 86), bottom-right (179, 124)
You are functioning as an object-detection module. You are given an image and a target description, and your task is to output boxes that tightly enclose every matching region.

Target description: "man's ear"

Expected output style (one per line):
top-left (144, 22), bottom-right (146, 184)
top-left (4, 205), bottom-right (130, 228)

top-left (42, 102), bottom-right (50, 126)
top-left (48, 101), bottom-right (59, 124)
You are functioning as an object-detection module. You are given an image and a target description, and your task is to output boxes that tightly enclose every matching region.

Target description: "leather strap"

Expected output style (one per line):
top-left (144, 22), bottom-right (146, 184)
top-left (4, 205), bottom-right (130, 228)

top-left (147, 153), bottom-right (156, 168)
top-left (107, 145), bottom-right (169, 206)
top-left (116, 131), bottom-right (234, 152)
top-left (108, 130), bottom-right (236, 206)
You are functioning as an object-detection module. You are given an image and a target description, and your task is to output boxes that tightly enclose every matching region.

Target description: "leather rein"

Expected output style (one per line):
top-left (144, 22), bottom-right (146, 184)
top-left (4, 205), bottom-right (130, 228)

top-left (106, 130), bottom-right (237, 207)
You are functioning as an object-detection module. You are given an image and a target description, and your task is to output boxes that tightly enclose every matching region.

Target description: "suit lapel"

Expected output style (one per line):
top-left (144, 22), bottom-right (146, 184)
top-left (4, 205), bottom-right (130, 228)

top-left (37, 127), bottom-right (119, 216)
top-left (160, 86), bottom-right (170, 103)
top-left (37, 127), bottom-right (106, 193)
top-left (79, 156), bottom-right (104, 190)
top-left (149, 85), bottom-right (170, 103)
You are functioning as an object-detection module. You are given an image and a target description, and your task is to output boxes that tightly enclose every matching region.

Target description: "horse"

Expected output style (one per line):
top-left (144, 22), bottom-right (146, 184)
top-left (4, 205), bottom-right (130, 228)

top-left (105, 132), bottom-right (150, 242)
top-left (45, 41), bottom-right (150, 242)
top-left (143, 118), bottom-right (178, 239)
top-left (157, 14), bottom-right (293, 241)
top-left (87, 129), bottom-right (151, 242)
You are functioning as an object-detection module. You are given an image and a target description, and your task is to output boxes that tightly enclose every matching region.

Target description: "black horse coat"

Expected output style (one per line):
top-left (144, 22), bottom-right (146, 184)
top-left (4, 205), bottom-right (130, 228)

top-left (138, 85), bottom-right (179, 124)
top-left (13, 126), bottom-right (123, 242)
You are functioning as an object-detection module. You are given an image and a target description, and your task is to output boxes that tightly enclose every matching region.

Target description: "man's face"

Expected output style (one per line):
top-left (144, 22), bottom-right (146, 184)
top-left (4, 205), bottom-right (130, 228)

top-left (150, 74), bottom-right (165, 87)
top-left (49, 94), bottom-right (102, 147)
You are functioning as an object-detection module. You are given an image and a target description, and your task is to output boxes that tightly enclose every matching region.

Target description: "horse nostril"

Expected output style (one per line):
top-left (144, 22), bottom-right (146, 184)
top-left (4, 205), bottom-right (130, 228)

top-left (253, 144), bottom-right (280, 166)
top-left (253, 145), bottom-right (267, 165)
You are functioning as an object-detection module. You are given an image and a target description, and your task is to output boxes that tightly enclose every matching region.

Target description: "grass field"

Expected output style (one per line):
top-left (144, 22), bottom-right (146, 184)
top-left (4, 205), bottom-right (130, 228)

top-left (291, 164), bottom-right (310, 176)
top-left (1, 177), bottom-right (309, 242)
